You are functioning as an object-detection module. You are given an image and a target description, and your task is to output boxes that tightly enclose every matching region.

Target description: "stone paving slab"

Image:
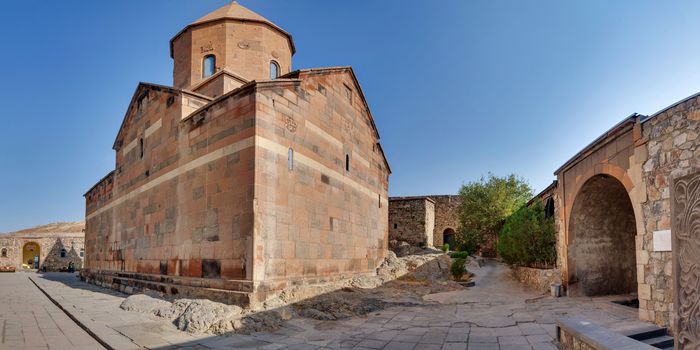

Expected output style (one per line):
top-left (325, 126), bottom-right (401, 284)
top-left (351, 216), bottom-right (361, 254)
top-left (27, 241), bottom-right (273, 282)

top-left (0, 272), bottom-right (104, 350)
top-left (19, 263), bottom-right (661, 350)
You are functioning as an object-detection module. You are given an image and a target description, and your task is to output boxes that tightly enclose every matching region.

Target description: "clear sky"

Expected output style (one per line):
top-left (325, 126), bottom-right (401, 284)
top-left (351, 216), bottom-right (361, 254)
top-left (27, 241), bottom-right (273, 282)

top-left (1, 0), bottom-right (700, 232)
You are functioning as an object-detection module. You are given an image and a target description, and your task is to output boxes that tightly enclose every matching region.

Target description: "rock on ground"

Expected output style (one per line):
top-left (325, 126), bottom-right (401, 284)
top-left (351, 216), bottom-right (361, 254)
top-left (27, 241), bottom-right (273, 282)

top-left (119, 294), bottom-right (173, 316)
top-left (174, 299), bottom-right (243, 334)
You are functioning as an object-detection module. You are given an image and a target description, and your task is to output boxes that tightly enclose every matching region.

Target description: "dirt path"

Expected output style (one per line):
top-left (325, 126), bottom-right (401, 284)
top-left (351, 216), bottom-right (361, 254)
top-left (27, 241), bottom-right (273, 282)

top-left (424, 259), bottom-right (539, 305)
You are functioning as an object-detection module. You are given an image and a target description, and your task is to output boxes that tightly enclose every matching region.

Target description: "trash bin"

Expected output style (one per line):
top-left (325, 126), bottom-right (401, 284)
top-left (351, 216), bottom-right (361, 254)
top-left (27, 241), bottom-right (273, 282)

top-left (551, 283), bottom-right (562, 297)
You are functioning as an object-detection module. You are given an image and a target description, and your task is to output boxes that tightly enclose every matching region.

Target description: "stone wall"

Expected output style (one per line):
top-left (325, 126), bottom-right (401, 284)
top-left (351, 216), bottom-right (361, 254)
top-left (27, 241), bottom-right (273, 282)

top-left (431, 195), bottom-right (460, 248)
top-left (511, 266), bottom-right (562, 295)
top-left (0, 234), bottom-right (84, 271)
top-left (388, 197), bottom-right (434, 247)
top-left (568, 175), bottom-right (637, 296)
top-left (638, 96), bottom-right (700, 326)
top-left (84, 69), bottom-right (390, 307)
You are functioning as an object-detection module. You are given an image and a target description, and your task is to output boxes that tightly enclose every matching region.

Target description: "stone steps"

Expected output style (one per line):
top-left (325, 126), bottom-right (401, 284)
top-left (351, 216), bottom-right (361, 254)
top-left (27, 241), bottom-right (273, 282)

top-left (623, 325), bottom-right (673, 349)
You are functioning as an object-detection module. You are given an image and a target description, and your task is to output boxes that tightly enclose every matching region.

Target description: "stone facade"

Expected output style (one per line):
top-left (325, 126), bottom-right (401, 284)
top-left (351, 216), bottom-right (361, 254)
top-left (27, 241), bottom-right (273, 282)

top-left (83, 3), bottom-right (390, 308)
top-left (550, 92), bottom-right (700, 329)
top-left (388, 197), bottom-right (434, 247)
top-left (431, 196), bottom-right (461, 248)
top-left (388, 195), bottom-right (460, 249)
top-left (0, 223), bottom-right (85, 271)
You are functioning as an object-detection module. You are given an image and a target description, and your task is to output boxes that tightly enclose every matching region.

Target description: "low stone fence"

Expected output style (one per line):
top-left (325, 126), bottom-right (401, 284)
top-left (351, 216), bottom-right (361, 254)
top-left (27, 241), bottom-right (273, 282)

top-left (557, 318), bottom-right (657, 350)
top-left (510, 265), bottom-right (561, 294)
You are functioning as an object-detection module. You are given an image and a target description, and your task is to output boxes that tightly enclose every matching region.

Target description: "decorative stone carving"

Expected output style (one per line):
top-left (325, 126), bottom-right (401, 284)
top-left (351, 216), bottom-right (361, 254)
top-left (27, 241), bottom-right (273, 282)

top-left (200, 41), bottom-right (214, 53)
top-left (284, 116), bottom-right (297, 133)
top-left (237, 41), bottom-right (250, 50)
top-left (672, 171), bottom-right (700, 349)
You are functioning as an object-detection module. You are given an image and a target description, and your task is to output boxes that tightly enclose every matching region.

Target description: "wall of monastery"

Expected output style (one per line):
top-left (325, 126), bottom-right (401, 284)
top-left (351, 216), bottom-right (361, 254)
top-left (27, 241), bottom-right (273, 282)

top-left (172, 21), bottom-right (292, 90)
top-left (638, 95), bottom-right (700, 327)
top-left (0, 235), bottom-right (84, 271)
top-left (431, 195), bottom-right (460, 247)
top-left (252, 70), bottom-right (389, 302)
top-left (388, 198), bottom-right (434, 246)
top-left (85, 85), bottom-right (255, 284)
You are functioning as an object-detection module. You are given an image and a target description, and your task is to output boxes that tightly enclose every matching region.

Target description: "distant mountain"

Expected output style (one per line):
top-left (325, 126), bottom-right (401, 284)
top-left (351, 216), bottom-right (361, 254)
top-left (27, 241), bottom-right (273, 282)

top-left (2, 222), bottom-right (85, 236)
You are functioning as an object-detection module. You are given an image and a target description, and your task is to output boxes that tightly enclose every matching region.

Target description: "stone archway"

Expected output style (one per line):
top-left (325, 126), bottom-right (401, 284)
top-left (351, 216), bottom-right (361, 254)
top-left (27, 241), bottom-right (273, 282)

top-left (22, 242), bottom-right (40, 269)
top-left (443, 228), bottom-right (456, 249)
top-left (568, 175), bottom-right (637, 296)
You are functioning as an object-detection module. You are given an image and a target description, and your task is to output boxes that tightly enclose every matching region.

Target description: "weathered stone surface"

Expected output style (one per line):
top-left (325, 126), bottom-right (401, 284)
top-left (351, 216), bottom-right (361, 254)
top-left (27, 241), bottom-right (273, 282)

top-left (388, 197), bottom-right (435, 247)
top-left (510, 266), bottom-right (561, 295)
top-left (388, 195), bottom-right (461, 250)
top-left (175, 299), bottom-right (243, 334)
top-left (567, 175), bottom-right (637, 297)
top-left (119, 294), bottom-right (173, 316)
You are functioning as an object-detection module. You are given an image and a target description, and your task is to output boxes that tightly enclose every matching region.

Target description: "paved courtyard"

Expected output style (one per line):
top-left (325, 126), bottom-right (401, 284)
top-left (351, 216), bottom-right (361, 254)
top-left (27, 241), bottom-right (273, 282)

top-left (0, 271), bottom-right (103, 350)
top-left (0, 262), bottom-right (657, 350)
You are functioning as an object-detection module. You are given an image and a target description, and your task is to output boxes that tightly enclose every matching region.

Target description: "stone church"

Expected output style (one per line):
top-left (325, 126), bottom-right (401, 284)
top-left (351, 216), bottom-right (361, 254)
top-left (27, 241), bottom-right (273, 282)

top-left (83, 2), bottom-right (390, 308)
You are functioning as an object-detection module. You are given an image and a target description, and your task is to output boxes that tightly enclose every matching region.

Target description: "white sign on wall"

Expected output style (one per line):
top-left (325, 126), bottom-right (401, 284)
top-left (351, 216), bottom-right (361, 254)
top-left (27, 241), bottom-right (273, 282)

top-left (653, 230), bottom-right (672, 252)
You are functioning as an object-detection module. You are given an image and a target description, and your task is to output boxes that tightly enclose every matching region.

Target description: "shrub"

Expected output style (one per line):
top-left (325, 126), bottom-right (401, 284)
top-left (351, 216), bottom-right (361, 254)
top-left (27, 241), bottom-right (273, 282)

top-left (450, 251), bottom-right (469, 259)
top-left (498, 202), bottom-right (556, 268)
top-left (442, 244), bottom-right (449, 252)
top-left (455, 227), bottom-right (482, 255)
top-left (450, 258), bottom-right (466, 281)
top-left (456, 173), bottom-right (533, 255)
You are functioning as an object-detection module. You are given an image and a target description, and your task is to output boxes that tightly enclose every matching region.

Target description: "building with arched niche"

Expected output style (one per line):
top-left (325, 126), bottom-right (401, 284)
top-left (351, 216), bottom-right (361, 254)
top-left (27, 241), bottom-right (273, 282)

top-left (82, 2), bottom-right (390, 309)
top-left (388, 195), bottom-right (461, 250)
top-left (543, 90), bottom-right (700, 335)
top-left (0, 222), bottom-right (85, 271)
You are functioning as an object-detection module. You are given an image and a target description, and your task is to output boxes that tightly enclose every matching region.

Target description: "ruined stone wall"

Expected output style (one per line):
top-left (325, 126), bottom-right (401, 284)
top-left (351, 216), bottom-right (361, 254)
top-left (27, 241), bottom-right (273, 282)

top-left (252, 70), bottom-right (389, 303)
top-left (0, 237), bottom-right (19, 267)
top-left (511, 266), bottom-right (562, 295)
top-left (639, 96), bottom-right (700, 327)
top-left (388, 198), bottom-right (433, 246)
top-left (431, 195), bottom-right (460, 248)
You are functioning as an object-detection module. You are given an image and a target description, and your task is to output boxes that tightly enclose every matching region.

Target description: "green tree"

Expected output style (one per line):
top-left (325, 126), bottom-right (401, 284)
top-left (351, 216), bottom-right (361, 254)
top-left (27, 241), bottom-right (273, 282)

top-left (456, 173), bottom-right (532, 254)
top-left (498, 202), bottom-right (556, 268)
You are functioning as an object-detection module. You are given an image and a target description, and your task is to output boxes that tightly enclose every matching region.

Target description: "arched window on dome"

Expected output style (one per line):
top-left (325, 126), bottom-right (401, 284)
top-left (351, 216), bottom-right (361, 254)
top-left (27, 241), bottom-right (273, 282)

top-left (203, 55), bottom-right (216, 78)
top-left (270, 61), bottom-right (280, 80)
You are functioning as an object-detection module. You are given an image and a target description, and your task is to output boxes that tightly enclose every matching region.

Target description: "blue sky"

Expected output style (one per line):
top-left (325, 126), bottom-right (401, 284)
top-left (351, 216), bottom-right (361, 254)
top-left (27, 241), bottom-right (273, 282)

top-left (1, 0), bottom-right (700, 232)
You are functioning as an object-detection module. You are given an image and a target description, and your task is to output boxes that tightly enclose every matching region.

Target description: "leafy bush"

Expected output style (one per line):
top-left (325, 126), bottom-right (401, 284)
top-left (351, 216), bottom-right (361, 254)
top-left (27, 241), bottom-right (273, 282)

top-left (450, 258), bottom-right (466, 281)
top-left (450, 251), bottom-right (469, 259)
top-left (442, 244), bottom-right (449, 252)
top-left (455, 227), bottom-right (482, 255)
top-left (457, 173), bottom-right (532, 255)
top-left (498, 202), bottom-right (556, 268)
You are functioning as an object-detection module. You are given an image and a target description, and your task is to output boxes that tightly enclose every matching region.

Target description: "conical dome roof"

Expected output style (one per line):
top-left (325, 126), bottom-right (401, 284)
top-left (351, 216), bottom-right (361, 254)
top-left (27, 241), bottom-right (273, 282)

top-left (191, 1), bottom-right (271, 25)
top-left (171, 1), bottom-right (295, 56)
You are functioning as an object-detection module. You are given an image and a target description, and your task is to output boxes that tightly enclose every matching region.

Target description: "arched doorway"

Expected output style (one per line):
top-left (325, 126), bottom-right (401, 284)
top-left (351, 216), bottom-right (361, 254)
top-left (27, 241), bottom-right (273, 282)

top-left (443, 228), bottom-right (456, 249)
top-left (22, 242), bottom-right (40, 269)
top-left (568, 175), bottom-right (637, 296)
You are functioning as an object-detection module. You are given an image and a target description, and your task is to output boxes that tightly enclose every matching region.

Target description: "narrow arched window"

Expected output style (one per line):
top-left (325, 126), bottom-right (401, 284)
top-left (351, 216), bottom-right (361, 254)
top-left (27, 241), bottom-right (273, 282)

top-left (60, 249), bottom-right (67, 258)
top-left (345, 154), bottom-right (350, 172)
top-left (139, 138), bottom-right (144, 159)
top-left (1, 248), bottom-right (6, 258)
top-left (270, 61), bottom-right (280, 80)
top-left (288, 148), bottom-right (294, 171)
top-left (80, 249), bottom-right (84, 258)
top-left (203, 55), bottom-right (216, 78)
